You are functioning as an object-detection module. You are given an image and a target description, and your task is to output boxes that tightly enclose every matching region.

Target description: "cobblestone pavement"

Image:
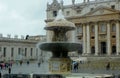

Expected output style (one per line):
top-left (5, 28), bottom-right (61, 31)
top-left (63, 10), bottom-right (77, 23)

top-left (1, 61), bottom-right (49, 75)
top-left (1, 61), bottom-right (120, 77)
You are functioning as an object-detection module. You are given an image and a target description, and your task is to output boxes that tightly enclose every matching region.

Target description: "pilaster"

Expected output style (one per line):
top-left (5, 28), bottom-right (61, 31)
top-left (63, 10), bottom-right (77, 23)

top-left (107, 22), bottom-right (111, 55)
top-left (116, 21), bottom-right (120, 55)
top-left (95, 22), bottom-right (99, 55)
top-left (86, 23), bottom-right (91, 54)
top-left (83, 24), bottom-right (87, 55)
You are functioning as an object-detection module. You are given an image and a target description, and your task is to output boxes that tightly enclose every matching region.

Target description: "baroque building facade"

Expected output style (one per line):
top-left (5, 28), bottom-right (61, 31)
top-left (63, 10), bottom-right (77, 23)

top-left (45, 0), bottom-right (120, 56)
top-left (0, 34), bottom-right (46, 61)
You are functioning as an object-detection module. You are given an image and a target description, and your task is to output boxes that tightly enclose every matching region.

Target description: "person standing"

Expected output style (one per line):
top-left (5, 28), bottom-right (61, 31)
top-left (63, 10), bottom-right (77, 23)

top-left (27, 60), bottom-right (29, 65)
top-left (106, 62), bottom-right (110, 70)
top-left (0, 71), bottom-right (1, 78)
top-left (73, 62), bottom-right (79, 72)
top-left (38, 62), bottom-right (41, 67)
top-left (20, 60), bottom-right (23, 66)
top-left (8, 67), bottom-right (11, 74)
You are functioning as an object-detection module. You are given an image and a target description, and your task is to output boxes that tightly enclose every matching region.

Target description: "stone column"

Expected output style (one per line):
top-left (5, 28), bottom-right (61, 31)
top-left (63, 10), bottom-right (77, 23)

top-left (95, 22), bottom-right (99, 55)
top-left (86, 23), bottom-right (91, 55)
top-left (107, 22), bottom-right (111, 55)
top-left (83, 24), bottom-right (87, 55)
top-left (116, 21), bottom-right (120, 55)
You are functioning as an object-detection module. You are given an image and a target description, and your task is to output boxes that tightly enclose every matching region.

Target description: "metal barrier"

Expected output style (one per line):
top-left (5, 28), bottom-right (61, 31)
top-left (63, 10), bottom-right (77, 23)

top-left (3, 74), bottom-right (65, 78)
top-left (3, 74), bottom-right (31, 78)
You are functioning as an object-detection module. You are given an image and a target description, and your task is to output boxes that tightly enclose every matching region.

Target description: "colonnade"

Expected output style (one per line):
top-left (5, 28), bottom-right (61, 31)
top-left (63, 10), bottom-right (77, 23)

top-left (82, 21), bottom-right (120, 56)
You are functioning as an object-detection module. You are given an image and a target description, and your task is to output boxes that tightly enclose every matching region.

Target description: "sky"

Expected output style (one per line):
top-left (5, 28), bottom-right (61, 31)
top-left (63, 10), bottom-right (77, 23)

top-left (0, 0), bottom-right (86, 38)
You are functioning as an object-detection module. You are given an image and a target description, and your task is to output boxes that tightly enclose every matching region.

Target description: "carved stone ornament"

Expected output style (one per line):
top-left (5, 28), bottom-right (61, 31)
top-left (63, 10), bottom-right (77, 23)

top-left (47, 0), bottom-right (61, 11)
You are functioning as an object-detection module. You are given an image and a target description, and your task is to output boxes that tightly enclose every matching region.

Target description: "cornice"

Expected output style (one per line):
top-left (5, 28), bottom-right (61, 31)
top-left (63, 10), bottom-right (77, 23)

top-left (45, 12), bottom-right (120, 24)
top-left (0, 38), bottom-right (38, 44)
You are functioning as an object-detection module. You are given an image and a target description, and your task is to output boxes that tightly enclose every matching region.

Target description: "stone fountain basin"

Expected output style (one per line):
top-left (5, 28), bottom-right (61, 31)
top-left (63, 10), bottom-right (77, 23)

top-left (39, 42), bottom-right (81, 52)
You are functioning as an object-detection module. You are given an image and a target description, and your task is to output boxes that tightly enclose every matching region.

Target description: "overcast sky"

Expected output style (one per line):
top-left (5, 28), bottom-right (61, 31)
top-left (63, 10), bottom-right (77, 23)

top-left (0, 0), bottom-right (86, 37)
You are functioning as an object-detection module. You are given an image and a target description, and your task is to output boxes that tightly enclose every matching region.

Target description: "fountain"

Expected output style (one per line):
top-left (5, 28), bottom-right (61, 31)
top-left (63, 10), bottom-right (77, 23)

top-left (39, 10), bottom-right (81, 74)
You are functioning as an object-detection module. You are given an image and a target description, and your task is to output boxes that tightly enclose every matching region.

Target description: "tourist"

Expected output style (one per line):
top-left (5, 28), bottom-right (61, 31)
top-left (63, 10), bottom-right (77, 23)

top-left (20, 60), bottom-right (23, 66)
top-left (8, 67), bottom-right (11, 74)
top-left (38, 62), bottom-right (40, 67)
top-left (106, 62), bottom-right (110, 70)
top-left (75, 62), bottom-right (79, 72)
top-left (73, 62), bottom-right (79, 72)
top-left (27, 60), bottom-right (29, 65)
top-left (0, 64), bottom-right (2, 69)
top-left (0, 71), bottom-right (1, 78)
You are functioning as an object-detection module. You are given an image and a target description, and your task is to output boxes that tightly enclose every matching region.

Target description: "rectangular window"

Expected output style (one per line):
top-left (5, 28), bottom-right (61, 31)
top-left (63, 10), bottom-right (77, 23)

top-left (91, 25), bottom-right (95, 33)
top-left (111, 24), bottom-right (116, 32)
top-left (66, 11), bottom-right (70, 16)
top-left (90, 8), bottom-right (94, 11)
top-left (25, 48), bottom-right (27, 56)
top-left (53, 11), bottom-right (57, 17)
top-left (77, 26), bottom-right (83, 34)
top-left (18, 48), bottom-right (21, 55)
top-left (30, 48), bottom-right (33, 56)
top-left (111, 5), bottom-right (115, 9)
top-left (0, 47), bottom-right (1, 52)
top-left (99, 23), bottom-right (106, 32)
top-left (76, 10), bottom-right (81, 14)
top-left (3, 47), bottom-right (6, 57)
top-left (11, 48), bottom-right (14, 57)
top-left (36, 48), bottom-right (38, 56)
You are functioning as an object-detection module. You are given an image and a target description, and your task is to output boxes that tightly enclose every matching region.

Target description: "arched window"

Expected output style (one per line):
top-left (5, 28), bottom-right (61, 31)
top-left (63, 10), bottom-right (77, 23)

top-left (111, 23), bottom-right (116, 32)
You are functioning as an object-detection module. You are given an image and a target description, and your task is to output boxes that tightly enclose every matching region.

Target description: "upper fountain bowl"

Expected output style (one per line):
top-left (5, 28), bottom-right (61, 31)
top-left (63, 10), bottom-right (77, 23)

top-left (45, 19), bottom-right (75, 31)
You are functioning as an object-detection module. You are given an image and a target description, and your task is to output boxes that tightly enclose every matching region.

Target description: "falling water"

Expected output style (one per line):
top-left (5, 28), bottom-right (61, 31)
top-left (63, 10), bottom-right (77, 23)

top-left (55, 10), bottom-right (65, 21)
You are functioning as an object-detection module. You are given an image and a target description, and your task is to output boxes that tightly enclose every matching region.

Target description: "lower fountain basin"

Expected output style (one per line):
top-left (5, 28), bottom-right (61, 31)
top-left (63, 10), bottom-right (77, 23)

top-left (39, 42), bottom-right (81, 52)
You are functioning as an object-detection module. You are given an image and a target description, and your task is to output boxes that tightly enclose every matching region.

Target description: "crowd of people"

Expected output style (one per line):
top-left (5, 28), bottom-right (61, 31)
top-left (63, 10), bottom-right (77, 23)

top-left (0, 61), bottom-right (12, 78)
top-left (0, 59), bottom-right (45, 78)
top-left (0, 59), bottom-right (113, 78)
top-left (71, 60), bottom-right (112, 73)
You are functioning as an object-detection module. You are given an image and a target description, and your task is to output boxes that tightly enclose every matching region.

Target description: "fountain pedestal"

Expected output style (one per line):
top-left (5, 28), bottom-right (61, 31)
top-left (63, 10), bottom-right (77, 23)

top-left (49, 58), bottom-right (71, 74)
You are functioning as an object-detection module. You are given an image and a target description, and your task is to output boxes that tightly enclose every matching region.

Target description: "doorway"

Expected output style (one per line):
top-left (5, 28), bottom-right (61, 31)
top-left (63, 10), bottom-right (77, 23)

top-left (112, 46), bottom-right (116, 55)
top-left (91, 46), bottom-right (95, 54)
top-left (101, 42), bottom-right (106, 54)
